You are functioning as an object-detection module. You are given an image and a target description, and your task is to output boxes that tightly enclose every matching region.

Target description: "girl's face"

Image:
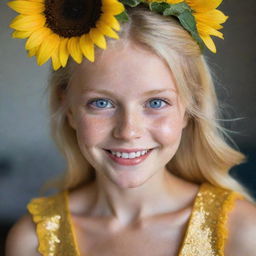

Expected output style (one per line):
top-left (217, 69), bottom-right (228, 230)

top-left (66, 42), bottom-right (187, 189)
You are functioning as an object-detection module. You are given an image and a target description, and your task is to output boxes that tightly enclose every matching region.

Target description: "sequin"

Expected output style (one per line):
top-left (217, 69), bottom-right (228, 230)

top-left (27, 191), bottom-right (80, 255)
top-left (178, 183), bottom-right (244, 256)
top-left (27, 183), bottom-right (244, 256)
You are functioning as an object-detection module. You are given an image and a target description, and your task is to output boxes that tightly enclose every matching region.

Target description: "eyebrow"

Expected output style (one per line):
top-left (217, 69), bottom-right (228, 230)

top-left (82, 89), bottom-right (176, 96)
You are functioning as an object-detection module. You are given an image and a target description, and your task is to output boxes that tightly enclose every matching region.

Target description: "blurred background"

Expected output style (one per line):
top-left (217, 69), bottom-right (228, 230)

top-left (0, 0), bottom-right (255, 255)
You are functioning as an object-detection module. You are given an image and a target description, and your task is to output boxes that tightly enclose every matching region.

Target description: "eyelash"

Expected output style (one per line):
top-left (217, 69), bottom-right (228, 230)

top-left (87, 97), bottom-right (171, 110)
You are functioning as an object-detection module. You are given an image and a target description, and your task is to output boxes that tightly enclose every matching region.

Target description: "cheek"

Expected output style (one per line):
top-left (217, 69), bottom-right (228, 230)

top-left (151, 114), bottom-right (185, 145)
top-left (75, 115), bottom-right (110, 147)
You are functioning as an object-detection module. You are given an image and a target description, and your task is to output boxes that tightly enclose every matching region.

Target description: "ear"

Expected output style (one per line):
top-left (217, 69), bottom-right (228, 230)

top-left (60, 92), bottom-right (77, 130)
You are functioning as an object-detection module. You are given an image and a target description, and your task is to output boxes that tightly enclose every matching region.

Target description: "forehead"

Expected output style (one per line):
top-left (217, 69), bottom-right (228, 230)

top-left (70, 41), bottom-right (177, 94)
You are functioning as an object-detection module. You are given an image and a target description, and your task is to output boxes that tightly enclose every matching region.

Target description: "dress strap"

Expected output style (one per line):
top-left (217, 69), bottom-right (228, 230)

top-left (27, 191), bottom-right (80, 256)
top-left (178, 183), bottom-right (244, 256)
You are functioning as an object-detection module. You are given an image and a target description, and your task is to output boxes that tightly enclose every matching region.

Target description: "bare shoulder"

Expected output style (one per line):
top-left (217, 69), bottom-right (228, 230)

top-left (225, 197), bottom-right (256, 256)
top-left (5, 214), bottom-right (40, 256)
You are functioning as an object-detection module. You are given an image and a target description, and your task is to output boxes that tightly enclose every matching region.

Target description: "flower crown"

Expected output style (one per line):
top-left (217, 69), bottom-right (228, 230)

top-left (7, 0), bottom-right (228, 70)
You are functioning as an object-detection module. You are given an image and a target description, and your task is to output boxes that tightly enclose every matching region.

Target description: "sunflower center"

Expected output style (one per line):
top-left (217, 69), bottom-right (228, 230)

top-left (44, 0), bottom-right (102, 38)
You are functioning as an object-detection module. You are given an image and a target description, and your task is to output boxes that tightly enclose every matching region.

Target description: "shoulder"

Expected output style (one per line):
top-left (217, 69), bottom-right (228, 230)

top-left (5, 214), bottom-right (40, 256)
top-left (5, 191), bottom-right (66, 256)
top-left (225, 197), bottom-right (256, 256)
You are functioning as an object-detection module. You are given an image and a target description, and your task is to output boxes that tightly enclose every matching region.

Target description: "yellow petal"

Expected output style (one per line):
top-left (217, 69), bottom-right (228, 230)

top-left (194, 10), bottom-right (228, 29)
top-left (102, 2), bottom-right (125, 15)
top-left (37, 33), bottom-right (60, 66)
top-left (59, 38), bottom-right (69, 67)
top-left (52, 47), bottom-right (62, 71)
top-left (9, 14), bottom-right (46, 31)
top-left (201, 35), bottom-right (216, 53)
top-left (166, 0), bottom-right (184, 4)
top-left (25, 27), bottom-right (51, 50)
top-left (186, 0), bottom-right (222, 12)
top-left (27, 47), bottom-right (38, 57)
top-left (101, 13), bottom-right (120, 31)
top-left (96, 20), bottom-right (119, 39)
top-left (89, 28), bottom-right (106, 49)
top-left (7, 1), bottom-right (44, 15)
top-left (197, 22), bottom-right (224, 39)
top-left (12, 30), bottom-right (32, 39)
top-left (67, 37), bottom-right (83, 64)
top-left (103, 0), bottom-right (125, 8)
top-left (80, 34), bottom-right (95, 62)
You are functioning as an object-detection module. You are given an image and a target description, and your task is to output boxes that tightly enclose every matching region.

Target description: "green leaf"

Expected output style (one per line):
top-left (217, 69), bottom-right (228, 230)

top-left (115, 11), bottom-right (129, 23)
top-left (177, 10), bottom-right (197, 33)
top-left (119, 0), bottom-right (142, 7)
top-left (163, 2), bottom-right (191, 16)
top-left (149, 2), bottom-right (170, 13)
top-left (177, 10), bottom-right (204, 49)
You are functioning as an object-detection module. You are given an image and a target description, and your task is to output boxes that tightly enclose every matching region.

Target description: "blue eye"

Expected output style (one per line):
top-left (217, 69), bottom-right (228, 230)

top-left (88, 97), bottom-right (170, 110)
top-left (89, 99), bottom-right (113, 109)
top-left (147, 98), bottom-right (168, 109)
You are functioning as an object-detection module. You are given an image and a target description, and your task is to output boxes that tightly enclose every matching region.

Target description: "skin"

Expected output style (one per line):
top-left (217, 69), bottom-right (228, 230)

top-left (5, 41), bottom-right (256, 256)
top-left (66, 41), bottom-right (190, 226)
top-left (63, 41), bottom-right (200, 255)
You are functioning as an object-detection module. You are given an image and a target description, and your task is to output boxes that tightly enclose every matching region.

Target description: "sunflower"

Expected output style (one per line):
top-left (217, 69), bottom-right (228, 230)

top-left (145, 0), bottom-right (228, 53)
top-left (8, 0), bottom-right (125, 70)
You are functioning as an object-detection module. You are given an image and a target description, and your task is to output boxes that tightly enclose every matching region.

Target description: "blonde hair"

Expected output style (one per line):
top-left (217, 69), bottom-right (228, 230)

top-left (47, 6), bottom-right (254, 201)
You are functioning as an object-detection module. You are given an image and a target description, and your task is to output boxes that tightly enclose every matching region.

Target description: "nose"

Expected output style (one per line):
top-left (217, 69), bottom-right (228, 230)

top-left (112, 109), bottom-right (144, 141)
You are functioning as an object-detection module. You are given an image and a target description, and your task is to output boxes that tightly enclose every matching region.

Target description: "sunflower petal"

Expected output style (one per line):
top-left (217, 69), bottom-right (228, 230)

top-left (89, 28), bottom-right (106, 49)
top-left (67, 37), bottom-right (83, 64)
top-left (37, 34), bottom-right (60, 66)
top-left (12, 30), bottom-right (32, 39)
top-left (197, 23), bottom-right (224, 39)
top-left (102, 2), bottom-right (125, 15)
top-left (96, 20), bottom-right (119, 39)
top-left (186, 0), bottom-right (223, 12)
top-left (101, 13), bottom-right (120, 31)
top-left (25, 27), bottom-right (51, 50)
top-left (80, 34), bottom-right (95, 62)
top-left (28, 47), bottom-right (38, 57)
top-left (7, 1), bottom-right (44, 15)
top-left (52, 47), bottom-right (62, 71)
top-left (201, 35), bottom-right (216, 53)
top-left (194, 10), bottom-right (228, 30)
top-left (59, 38), bottom-right (69, 67)
top-left (9, 14), bottom-right (46, 31)
top-left (167, 0), bottom-right (184, 3)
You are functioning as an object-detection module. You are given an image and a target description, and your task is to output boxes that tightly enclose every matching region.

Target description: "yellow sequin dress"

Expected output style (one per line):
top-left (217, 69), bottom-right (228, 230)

top-left (27, 182), bottom-right (244, 256)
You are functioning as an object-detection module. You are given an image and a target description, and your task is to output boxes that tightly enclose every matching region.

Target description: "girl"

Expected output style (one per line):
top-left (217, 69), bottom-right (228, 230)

top-left (5, 1), bottom-right (256, 255)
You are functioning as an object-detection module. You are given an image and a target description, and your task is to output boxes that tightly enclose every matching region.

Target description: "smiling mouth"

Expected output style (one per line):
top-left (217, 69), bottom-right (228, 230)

top-left (103, 148), bottom-right (154, 165)
top-left (104, 148), bottom-right (154, 158)
top-left (104, 148), bottom-right (154, 153)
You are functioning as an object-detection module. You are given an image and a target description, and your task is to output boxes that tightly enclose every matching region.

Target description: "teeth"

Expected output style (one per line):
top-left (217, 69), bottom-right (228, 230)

top-left (110, 150), bottom-right (149, 159)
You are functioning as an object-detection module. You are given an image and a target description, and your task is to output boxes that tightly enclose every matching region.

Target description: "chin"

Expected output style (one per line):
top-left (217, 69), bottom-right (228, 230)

top-left (111, 175), bottom-right (151, 189)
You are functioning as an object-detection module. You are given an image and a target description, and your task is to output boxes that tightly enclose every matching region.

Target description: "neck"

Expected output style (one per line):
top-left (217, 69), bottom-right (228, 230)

top-left (89, 170), bottom-right (188, 227)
